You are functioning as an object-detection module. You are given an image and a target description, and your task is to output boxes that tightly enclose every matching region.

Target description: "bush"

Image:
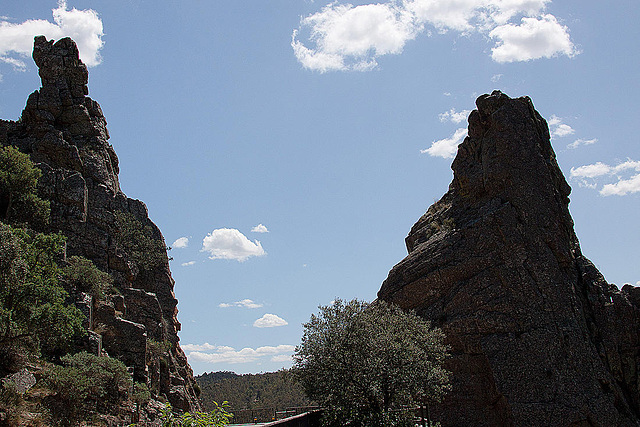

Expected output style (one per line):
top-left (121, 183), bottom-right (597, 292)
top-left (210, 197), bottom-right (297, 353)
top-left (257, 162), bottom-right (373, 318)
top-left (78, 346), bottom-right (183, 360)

top-left (43, 352), bottom-right (132, 423)
top-left (0, 145), bottom-right (50, 229)
top-left (157, 401), bottom-right (233, 427)
top-left (63, 255), bottom-right (114, 301)
top-left (114, 211), bottom-right (170, 271)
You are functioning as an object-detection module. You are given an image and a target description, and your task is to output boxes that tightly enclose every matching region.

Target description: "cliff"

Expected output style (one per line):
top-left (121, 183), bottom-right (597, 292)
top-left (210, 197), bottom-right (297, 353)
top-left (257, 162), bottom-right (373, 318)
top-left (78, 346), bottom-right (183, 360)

top-left (0, 37), bottom-right (199, 413)
top-left (378, 91), bottom-right (640, 426)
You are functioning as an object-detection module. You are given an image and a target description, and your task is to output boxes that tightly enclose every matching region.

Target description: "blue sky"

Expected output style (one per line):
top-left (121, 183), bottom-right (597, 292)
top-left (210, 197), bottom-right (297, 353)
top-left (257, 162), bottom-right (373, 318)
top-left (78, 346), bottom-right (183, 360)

top-left (1, 0), bottom-right (638, 375)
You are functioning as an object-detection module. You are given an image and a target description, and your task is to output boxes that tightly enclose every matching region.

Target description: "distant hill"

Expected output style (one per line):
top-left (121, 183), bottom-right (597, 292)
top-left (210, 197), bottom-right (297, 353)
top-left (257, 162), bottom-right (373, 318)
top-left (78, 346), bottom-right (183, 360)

top-left (196, 370), bottom-right (312, 413)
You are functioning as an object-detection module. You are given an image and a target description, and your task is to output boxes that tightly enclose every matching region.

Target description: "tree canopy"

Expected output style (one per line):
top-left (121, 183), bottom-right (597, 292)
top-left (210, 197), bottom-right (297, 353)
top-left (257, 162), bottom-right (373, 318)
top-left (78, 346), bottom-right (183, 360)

top-left (0, 146), bottom-right (50, 228)
top-left (293, 298), bottom-right (451, 427)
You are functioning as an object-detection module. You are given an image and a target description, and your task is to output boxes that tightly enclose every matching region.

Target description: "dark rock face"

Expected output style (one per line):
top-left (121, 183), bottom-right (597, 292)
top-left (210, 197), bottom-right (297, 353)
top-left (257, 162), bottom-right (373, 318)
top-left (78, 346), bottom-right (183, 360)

top-left (378, 91), bottom-right (640, 426)
top-left (0, 37), bottom-right (199, 412)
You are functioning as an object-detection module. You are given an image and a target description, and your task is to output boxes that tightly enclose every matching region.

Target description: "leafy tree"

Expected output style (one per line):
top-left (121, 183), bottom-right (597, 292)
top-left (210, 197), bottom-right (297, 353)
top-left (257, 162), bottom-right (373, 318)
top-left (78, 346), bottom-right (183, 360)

top-left (0, 223), bottom-right (85, 358)
top-left (43, 351), bottom-right (132, 424)
top-left (63, 255), bottom-right (114, 301)
top-left (0, 145), bottom-right (50, 228)
top-left (114, 211), bottom-right (170, 271)
top-left (293, 298), bottom-right (451, 427)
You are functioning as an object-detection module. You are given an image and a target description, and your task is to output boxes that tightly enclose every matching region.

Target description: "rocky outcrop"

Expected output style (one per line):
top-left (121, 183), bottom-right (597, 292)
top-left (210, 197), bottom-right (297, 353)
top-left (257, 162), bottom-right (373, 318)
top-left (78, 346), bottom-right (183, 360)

top-left (378, 91), bottom-right (640, 426)
top-left (0, 37), bottom-right (199, 412)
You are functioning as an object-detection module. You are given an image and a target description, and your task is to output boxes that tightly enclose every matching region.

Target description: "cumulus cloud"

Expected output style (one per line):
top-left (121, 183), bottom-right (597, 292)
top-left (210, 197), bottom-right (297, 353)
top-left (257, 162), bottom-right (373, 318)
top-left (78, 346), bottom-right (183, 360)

top-left (421, 128), bottom-right (467, 159)
top-left (568, 138), bottom-right (597, 149)
top-left (186, 344), bottom-right (295, 365)
top-left (570, 160), bottom-right (640, 196)
top-left (219, 299), bottom-right (264, 309)
top-left (292, 0), bottom-right (575, 72)
top-left (253, 313), bottom-right (288, 328)
top-left (172, 237), bottom-right (189, 248)
top-left (0, 1), bottom-right (104, 69)
top-left (251, 224), bottom-right (269, 233)
top-left (181, 261), bottom-right (196, 267)
top-left (489, 15), bottom-right (576, 63)
top-left (439, 108), bottom-right (471, 124)
top-left (201, 228), bottom-right (266, 262)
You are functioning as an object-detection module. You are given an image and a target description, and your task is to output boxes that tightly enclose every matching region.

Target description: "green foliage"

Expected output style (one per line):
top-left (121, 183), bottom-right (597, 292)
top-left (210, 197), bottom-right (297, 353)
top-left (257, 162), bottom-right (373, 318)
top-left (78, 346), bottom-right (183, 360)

top-left (0, 145), bottom-right (50, 228)
top-left (158, 401), bottom-right (233, 427)
top-left (293, 298), bottom-right (451, 427)
top-left (114, 211), bottom-right (170, 271)
top-left (196, 370), bottom-right (311, 412)
top-left (132, 382), bottom-right (151, 405)
top-left (147, 338), bottom-right (172, 357)
top-left (0, 223), bottom-right (85, 358)
top-left (43, 351), bottom-right (132, 424)
top-left (63, 255), bottom-right (114, 301)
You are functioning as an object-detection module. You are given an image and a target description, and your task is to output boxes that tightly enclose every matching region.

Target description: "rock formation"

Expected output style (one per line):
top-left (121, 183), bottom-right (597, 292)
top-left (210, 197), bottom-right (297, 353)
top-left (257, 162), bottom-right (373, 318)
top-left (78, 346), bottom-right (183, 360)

top-left (0, 37), bottom-right (200, 412)
top-left (378, 91), bottom-right (640, 426)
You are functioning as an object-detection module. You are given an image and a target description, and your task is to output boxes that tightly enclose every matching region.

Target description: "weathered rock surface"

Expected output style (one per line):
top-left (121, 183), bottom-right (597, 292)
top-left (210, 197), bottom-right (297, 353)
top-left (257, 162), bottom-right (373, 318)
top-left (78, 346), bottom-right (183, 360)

top-left (0, 37), bottom-right (199, 412)
top-left (379, 91), bottom-right (640, 426)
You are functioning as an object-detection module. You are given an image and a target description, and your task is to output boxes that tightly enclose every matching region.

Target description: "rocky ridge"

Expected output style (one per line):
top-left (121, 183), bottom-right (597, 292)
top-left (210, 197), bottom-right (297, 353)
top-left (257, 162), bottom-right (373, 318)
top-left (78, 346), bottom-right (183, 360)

top-left (0, 37), bottom-right (199, 413)
top-left (378, 91), bottom-right (640, 426)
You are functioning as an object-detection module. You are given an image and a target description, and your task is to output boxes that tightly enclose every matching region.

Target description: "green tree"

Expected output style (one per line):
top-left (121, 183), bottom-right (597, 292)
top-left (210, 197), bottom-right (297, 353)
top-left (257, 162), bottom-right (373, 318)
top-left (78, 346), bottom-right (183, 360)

top-left (293, 298), bottom-right (451, 427)
top-left (0, 223), bottom-right (85, 357)
top-left (114, 211), bottom-right (170, 271)
top-left (63, 255), bottom-right (114, 301)
top-left (0, 146), bottom-right (50, 228)
top-left (43, 351), bottom-right (132, 424)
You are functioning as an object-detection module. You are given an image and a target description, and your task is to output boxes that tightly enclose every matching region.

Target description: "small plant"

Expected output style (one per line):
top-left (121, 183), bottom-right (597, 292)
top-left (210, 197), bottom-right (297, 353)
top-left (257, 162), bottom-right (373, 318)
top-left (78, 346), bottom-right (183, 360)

top-left (157, 401), bottom-right (233, 426)
top-left (147, 338), bottom-right (172, 357)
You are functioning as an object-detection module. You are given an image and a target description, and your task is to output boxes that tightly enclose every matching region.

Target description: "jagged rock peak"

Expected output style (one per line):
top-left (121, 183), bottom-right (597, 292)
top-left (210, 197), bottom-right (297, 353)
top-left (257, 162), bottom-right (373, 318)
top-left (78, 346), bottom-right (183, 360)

top-left (33, 35), bottom-right (89, 100)
top-left (379, 91), bottom-right (640, 426)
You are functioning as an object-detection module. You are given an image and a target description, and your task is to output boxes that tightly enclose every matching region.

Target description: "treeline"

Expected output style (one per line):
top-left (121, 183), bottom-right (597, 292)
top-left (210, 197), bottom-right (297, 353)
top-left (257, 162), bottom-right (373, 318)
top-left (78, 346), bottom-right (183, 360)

top-left (196, 370), bottom-right (313, 412)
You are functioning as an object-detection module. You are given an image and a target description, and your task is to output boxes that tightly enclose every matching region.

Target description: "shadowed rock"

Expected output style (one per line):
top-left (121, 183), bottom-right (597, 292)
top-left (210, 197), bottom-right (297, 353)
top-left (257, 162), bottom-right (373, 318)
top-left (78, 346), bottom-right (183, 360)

top-left (379, 91), bottom-right (640, 426)
top-left (0, 37), bottom-right (200, 413)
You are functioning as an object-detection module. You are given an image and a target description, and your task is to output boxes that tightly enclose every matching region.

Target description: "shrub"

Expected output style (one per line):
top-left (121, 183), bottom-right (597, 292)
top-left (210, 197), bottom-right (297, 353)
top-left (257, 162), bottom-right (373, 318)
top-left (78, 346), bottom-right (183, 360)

top-left (63, 255), bottom-right (114, 301)
top-left (114, 211), bottom-right (170, 271)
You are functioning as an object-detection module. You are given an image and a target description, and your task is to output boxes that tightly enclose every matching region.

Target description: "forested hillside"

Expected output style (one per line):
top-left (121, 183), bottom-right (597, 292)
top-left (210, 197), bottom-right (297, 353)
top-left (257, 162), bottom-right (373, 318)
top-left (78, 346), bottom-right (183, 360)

top-left (196, 370), bottom-right (312, 412)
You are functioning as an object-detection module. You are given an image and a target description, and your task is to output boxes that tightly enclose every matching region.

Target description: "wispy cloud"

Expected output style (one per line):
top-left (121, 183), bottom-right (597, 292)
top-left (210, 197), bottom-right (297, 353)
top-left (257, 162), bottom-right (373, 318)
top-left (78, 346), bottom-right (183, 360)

top-left (185, 344), bottom-right (295, 365)
top-left (219, 299), bottom-right (264, 309)
top-left (0, 1), bottom-right (104, 69)
top-left (570, 159), bottom-right (640, 196)
top-left (421, 128), bottom-right (467, 159)
top-left (567, 138), bottom-right (597, 149)
top-left (439, 108), bottom-right (471, 124)
top-left (548, 115), bottom-right (575, 138)
top-left (251, 224), bottom-right (269, 233)
top-left (253, 313), bottom-right (288, 328)
top-left (181, 261), bottom-right (196, 267)
top-left (292, 0), bottom-right (576, 72)
top-left (201, 228), bottom-right (266, 262)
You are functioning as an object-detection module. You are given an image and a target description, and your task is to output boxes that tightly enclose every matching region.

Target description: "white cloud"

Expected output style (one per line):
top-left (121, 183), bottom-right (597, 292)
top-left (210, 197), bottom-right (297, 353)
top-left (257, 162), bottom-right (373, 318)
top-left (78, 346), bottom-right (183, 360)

top-left (186, 344), bottom-right (295, 365)
top-left (251, 224), bottom-right (269, 233)
top-left (439, 108), bottom-right (471, 124)
top-left (201, 228), bottom-right (266, 262)
top-left (421, 128), bottom-right (467, 159)
top-left (253, 313), bottom-right (288, 328)
top-left (491, 73), bottom-right (503, 82)
top-left (547, 115), bottom-right (575, 139)
top-left (570, 160), bottom-right (640, 196)
top-left (181, 261), bottom-right (196, 267)
top-left (0, 1), bottom-right (104, 68)
top-left (600, 174), bottom-right (640, 196)
top-left (292, 0), bottom-right (575, 72)
top-left (490, 15), bottom-right (576, 63)
top-left (172, 237), bottom-right (189, 248)
top-left (568, 138), bottom-right (597, 149)
top-left (218, 299), bottom-right (264, 309)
